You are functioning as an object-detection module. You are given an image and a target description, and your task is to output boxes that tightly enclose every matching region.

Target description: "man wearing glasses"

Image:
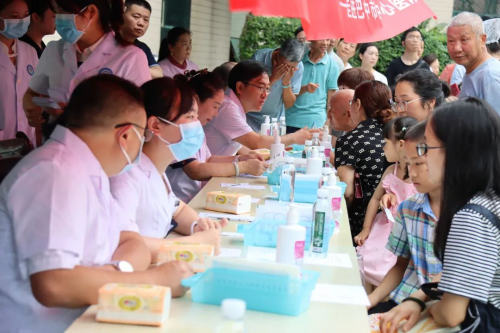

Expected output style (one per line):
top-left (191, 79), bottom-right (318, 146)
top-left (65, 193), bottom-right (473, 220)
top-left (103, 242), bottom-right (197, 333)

top-left (385, 27), bottom-right (429, 87)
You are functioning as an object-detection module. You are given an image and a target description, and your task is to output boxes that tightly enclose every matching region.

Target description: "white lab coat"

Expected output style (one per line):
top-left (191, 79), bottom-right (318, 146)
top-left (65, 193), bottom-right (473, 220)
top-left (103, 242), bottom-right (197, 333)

top-left (0, 39), bottom-right (38, 145)
top-left (110, 153), bottom-right (178, 239)
top-left (29, 32), bottom-right (151, 104)
top-left (0, 125), bottom-right (139, 333)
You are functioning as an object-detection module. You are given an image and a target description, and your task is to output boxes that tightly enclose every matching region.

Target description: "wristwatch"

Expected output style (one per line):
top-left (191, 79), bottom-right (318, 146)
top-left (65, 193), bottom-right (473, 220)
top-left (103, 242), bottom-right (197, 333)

top-left (107, 260), bottom-right (134, 272)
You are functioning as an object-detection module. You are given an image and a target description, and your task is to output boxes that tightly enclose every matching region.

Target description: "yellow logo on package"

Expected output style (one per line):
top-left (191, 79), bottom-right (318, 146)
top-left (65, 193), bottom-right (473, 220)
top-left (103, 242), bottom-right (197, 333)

top-left (175, 250), bottom-right (194, 262)
top-left (215, 195), bottom-right (227, 204)
top-left (118, 296), bottom-right (142, 311)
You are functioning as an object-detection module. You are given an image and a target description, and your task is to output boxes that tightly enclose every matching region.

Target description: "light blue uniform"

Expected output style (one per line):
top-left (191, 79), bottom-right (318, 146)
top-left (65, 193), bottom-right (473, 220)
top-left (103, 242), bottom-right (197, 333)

top-left (459, 58), bottom-right (500, 115)
top-left (246, 48), bottom-right (304, 132)
top-left (286, 52), bottom-right (339, 129)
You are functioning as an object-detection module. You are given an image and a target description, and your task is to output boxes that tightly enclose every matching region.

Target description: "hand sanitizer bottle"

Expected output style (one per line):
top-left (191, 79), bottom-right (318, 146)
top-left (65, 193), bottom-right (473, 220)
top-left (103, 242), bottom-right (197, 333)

top-left (276, 204), bottom-right (306, 266)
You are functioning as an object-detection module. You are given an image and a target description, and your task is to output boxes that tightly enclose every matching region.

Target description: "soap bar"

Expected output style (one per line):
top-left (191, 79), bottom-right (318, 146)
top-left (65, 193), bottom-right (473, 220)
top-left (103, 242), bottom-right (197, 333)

top-left (205, 191), bottom-right (251, 215)
top-left (158, 242), bottom-right (214, 272)
top-left (250, 148), bottom-right (270, 160)
top-left (96, 284), bottom-right (171, 327)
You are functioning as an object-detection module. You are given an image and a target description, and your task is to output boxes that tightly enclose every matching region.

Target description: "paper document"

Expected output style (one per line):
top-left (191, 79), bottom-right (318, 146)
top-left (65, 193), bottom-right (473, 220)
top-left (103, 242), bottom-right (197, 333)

top-left (246, 246), bottom-right (276, 262)
top-left (221, 183), bottom-right (266, 190)
top-left (304, 253), bottom-right (353, 268)
top-left (384, 208), bottom-right (395, 223)
top-left (221, 232), bottom-right (244, 239)
top-left (198, 212), bottom-right (255, 222)
top-left (218, 248), bottom-right (243, 258)
top-left (239, 174), bottom-right (267, 179)
top-left (251, 198), bottom-right (261, 204)
top-left (311, 284), bottom-right (371, 306)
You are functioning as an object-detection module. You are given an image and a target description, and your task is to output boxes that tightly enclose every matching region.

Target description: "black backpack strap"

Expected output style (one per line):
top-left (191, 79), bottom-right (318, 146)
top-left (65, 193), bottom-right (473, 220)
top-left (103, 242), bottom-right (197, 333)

top-left (463, 203), bottom-right (500, 231)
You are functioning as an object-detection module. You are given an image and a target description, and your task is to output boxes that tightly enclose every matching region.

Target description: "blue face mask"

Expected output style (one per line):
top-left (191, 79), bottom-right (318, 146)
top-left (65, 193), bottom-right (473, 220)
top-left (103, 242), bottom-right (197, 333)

top-left (0, 16), bottom-right (30, 39)
top-left (118, 127), bottom-right (144, 176)
top-left (156, 117), bottom-right (205, 162)
top-left (56, 7), bottom-right (92, 44)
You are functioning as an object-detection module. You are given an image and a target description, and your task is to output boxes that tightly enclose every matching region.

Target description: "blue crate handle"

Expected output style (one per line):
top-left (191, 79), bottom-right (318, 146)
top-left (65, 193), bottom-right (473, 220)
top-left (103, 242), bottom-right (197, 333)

top-left (182, 272), bottom-right (205, 288)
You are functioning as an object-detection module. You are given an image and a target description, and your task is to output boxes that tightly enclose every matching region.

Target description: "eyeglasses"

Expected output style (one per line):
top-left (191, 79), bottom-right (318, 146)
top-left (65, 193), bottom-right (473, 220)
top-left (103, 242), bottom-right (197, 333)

top-left (115, 123), bottom-right (155, 142)
top-left (416, 143), bottom-right (444, 156)
top-left (391, 98), bottom-right (423, 112)
top-left (244, 82), bottom-right (271, 94)
top-left (406, 36), bottom-right (423, 42)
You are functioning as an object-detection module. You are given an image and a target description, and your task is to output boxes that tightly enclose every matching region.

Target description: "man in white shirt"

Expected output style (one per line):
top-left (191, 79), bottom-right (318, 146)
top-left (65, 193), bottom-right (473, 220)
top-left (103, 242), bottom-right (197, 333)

top-left (0, 75), bottom-right (193, 333)
top-left (448, 12), bottom-right (500, 114)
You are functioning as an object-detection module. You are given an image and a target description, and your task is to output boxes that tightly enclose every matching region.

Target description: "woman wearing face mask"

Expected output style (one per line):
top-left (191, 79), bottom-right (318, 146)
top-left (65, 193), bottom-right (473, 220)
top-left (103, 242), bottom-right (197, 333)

top-left (359, 43), bottom-right (388, 85)
top-left (23, 0), bottom-right (151, 140)
top-left (158, 27), bottom-right (198, 78)
top-left (204, 60), bottom-right (314, 156)
top-left (393, 69), bottom-right (450, 121)
top-left (110, 77), bottom-right (226, 262)
top-left (336, 39), bottom-right (358, 70)
top-left (0, 0), bottom-right (38, 145)
top-left (165, 70), bottom-right (269, 203)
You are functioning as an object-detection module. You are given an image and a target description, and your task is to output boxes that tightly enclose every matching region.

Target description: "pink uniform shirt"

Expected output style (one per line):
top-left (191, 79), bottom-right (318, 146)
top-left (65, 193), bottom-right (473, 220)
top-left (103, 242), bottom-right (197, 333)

top-left (158, 57), bottom-right (198, 78)
top-left (203, 90), bottom-right (253, 156)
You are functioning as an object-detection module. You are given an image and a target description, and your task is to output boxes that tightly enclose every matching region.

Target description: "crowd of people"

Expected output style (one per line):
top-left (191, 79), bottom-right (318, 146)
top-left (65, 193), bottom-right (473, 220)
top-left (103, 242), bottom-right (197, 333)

top-left (0, 0), bottom-right (500, 331)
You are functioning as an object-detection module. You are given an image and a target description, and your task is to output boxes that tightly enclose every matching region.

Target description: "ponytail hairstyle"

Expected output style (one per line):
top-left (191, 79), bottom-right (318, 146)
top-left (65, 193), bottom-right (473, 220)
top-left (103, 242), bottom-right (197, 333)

top-left (383, 116), bottom-right (418, 180)
top-left (141, 77), bottom-right (196, 123)
top-left (54, 0), bottom-right (128, 46)
top-left (175, 69), bottom-right (225, 104)
top-left (158, 27), bottom-right (191, 62)
top-left (353, 80), bottom-right (394, 126)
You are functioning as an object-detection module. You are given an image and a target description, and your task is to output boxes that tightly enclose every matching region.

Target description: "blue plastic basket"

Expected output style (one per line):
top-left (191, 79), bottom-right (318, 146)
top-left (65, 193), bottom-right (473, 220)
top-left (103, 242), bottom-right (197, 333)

top-left (182, 267), bottom-right (320, 316)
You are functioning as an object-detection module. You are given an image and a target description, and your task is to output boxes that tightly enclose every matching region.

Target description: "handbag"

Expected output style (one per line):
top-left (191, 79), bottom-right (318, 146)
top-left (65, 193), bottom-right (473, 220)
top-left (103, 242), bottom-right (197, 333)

top-left (421, 203), bottom-right (500, 333)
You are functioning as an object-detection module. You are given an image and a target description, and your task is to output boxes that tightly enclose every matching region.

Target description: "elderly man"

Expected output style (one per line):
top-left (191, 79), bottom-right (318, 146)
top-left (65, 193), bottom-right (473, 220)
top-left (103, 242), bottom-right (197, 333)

top-left (448, 12), bottom-right (500, 113)
top-left (246, 39), bottom-right (305, 132)
top-left (327, 89), bottom-right (356, 164)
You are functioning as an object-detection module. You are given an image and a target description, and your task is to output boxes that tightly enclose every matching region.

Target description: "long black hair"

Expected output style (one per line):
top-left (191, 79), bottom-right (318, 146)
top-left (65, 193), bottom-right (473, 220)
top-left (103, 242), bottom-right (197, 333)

top-left (383, 116), bottom-right (418, 179)
top-left (433, 98), bottom-right (500, 261)
top-left (175, 70), bottom-right (224, 103)
top-left (158, 27), bottom-right (191, 62)
top-left (54, 0), bottom-right (127, 45)
top-left (396, 69), bottom-right (450, 110)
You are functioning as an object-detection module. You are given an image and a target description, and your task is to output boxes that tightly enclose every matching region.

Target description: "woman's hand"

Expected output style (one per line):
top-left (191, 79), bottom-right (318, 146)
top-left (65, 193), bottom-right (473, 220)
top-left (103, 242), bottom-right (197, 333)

top-left (239, 154), bottom-right (264, 162)
top-left (241, 160), bottom-right (269, 176)
top-left (292, 127), bottom-right (315, 144)
top-left (380, 301), bottom-right (422, 333)
top-left (188, 228), bottom-right (222, 255)
top-left (354, 228), bottom-right (371, 246)
top-left (194, 218), bottom-right (228, 232)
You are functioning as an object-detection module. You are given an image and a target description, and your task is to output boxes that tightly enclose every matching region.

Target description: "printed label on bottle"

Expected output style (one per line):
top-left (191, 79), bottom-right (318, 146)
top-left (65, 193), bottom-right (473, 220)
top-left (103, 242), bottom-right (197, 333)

top-left (267, 129), bottom-right (270, 136)
top-left (331, 197), bottom-right (341, 211)
top-left (295, 240), bottom-right (305, 263)
top-left (324, 148), bottom-right (331, 157)
top-left (312, 212), bottom-right (326, 252)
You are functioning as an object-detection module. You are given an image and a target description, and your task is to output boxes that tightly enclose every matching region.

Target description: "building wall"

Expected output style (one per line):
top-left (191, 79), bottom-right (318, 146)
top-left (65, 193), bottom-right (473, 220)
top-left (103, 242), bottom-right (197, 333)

top-left (231, 12), bottom-right (248, 38)
top-left (142, 0), bottom-right (163, 57)
top-left (424, 0), bottom-right (455, 25)
top-left (190, 0), bottom-right (232, 70)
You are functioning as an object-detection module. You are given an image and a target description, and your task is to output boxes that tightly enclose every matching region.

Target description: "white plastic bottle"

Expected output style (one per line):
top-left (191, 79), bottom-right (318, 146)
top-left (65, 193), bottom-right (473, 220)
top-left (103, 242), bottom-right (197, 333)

top-left (310, 188), bottom-right (330, 257)
top-left (279, 157), bottom-right (296, 204)
top-left (306, 147), bottom-right (323, 176)
top-left (321, 167), bottom-right (332, 185)
top-left (312, 133), bottom-right (321, 147)
top-left (270, 117), bottom-right (278, 136)
top-left (270, 134), bottom-right (285, 160)
top-left (320, 128), bottom-right (333, 166)
top-left (260, 116), bottom-right (270, 136)
top-left (279, 116), bottom-right (286, 136)
top-left (215, 299), bottom-right (246, 333)
top-left (302, 140), bottom-right (312, 159)
top-left (276, 204), bottom-right (306, 266)
top-left (322, 172), bottom-right (342, 235)
top-left (318, 146), bottom-right (326, 167)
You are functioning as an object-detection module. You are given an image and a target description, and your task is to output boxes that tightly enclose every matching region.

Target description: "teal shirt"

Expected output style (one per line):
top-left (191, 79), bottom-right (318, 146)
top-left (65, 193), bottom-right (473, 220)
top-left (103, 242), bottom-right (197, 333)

top-left (286, 52), bottom-right (339, 128)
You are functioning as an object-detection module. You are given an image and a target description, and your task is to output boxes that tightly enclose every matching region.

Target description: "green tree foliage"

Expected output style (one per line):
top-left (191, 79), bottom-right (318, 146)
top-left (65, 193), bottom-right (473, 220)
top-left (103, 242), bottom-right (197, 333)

top-left (239, 16), bottom-right (452, 73)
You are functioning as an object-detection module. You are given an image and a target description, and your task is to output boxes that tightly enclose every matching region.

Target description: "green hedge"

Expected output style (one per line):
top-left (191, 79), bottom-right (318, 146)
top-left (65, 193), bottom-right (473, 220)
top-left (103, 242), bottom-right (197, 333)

top-left (239, 15), bottom-right (452, 73)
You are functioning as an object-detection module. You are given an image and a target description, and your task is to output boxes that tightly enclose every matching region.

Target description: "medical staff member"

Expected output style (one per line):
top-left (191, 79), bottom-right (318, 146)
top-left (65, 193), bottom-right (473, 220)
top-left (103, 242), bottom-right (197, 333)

top-left (203, 60), bottom-right (315, 156)
top-left (0, 75), bottom-right (194, 333)
top-left (23, 0), bottom-right (151, 135)
top-left (0, 0), bottom-right (37, 145)
top-left (167, 70), bottom-right (268, 203)
top-left (158, 26), bottom-right (198, 77)
top-left (111, 77), bottom-right (226, 262)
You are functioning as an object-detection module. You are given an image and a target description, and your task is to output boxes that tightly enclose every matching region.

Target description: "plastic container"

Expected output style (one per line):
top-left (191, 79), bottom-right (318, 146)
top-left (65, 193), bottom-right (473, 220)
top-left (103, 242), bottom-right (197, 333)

top-left (311, 133), bottom-right (321, 147)
top-left (182, 267), bottom-right (320, 316)
top-left (310, 189), bottom-right (330, 257)
top-left (279, 158), bottom-right (296, 204)
top-left (302, 140), bottom-right (312, 159)
top-left (276, 204), bottom-right (306, 266)
top-left (318, 146), bottom-right (326, 168)
top-left (306, 147), bottom-right (323, 176)
top-left (270, 135), bottom-right (285, 160)
top-left (260, 116), bottom-right (270, 136)
top-left (270, 118), bottom-right (278, 136)
top-left (279, 116), bottom-right (286, 136)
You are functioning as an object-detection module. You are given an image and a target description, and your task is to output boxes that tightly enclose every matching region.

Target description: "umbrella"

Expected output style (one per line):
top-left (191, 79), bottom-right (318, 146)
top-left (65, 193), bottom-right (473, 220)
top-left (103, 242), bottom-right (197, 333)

top-left (229, 0), bottom-right (310, 22)
top-left (301, 0), bottom-right (437, 42)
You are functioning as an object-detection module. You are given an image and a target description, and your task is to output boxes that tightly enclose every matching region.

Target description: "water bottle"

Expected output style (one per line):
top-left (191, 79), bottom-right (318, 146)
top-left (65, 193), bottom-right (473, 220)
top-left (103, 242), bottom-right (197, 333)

top-left (302, 140), bottom-right (312, 159)
top-left (280, 116), bottom-right (286, 136)
top-left (312, 133), bottom-right (321, 147)
top-left (310, 188), bottom-right (331, 258)
top-left (215, 299), bottom-right (246, 333)
top-left (279, 157), bottom-right (296, 204)
top-left (270, 118), bottom-right (278, 136)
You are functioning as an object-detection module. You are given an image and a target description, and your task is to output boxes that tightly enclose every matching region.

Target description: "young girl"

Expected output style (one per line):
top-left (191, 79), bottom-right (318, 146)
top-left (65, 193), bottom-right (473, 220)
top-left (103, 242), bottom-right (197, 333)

top-left (110, 77), bottom-right (225, 263)
top-left (166, 70), bottom-right (268, 203)
top-left (355, 117), bottom-right (418, 288)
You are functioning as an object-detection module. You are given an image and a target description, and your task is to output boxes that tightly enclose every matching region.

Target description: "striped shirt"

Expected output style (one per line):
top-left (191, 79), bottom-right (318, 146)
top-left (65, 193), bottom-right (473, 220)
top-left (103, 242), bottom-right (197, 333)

top-left (438, 192), bottom-right (500, 309)
top-left (387, 193), bottom-right (442, 303)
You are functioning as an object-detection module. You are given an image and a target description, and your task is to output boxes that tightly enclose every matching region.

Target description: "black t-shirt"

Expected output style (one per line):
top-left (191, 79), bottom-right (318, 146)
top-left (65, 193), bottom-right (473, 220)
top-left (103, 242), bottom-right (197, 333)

top-left (19, 34), bottom-right (45, 59)
top-left (134, 39), bottom-right (158, 68)
top-left (385, 57), bottom-right (429, 87)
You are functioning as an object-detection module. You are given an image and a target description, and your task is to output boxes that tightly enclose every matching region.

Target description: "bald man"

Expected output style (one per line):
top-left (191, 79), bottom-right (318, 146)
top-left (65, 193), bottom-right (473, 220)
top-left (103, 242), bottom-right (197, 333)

top-left (327, 89), bottom-right (355, 164)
